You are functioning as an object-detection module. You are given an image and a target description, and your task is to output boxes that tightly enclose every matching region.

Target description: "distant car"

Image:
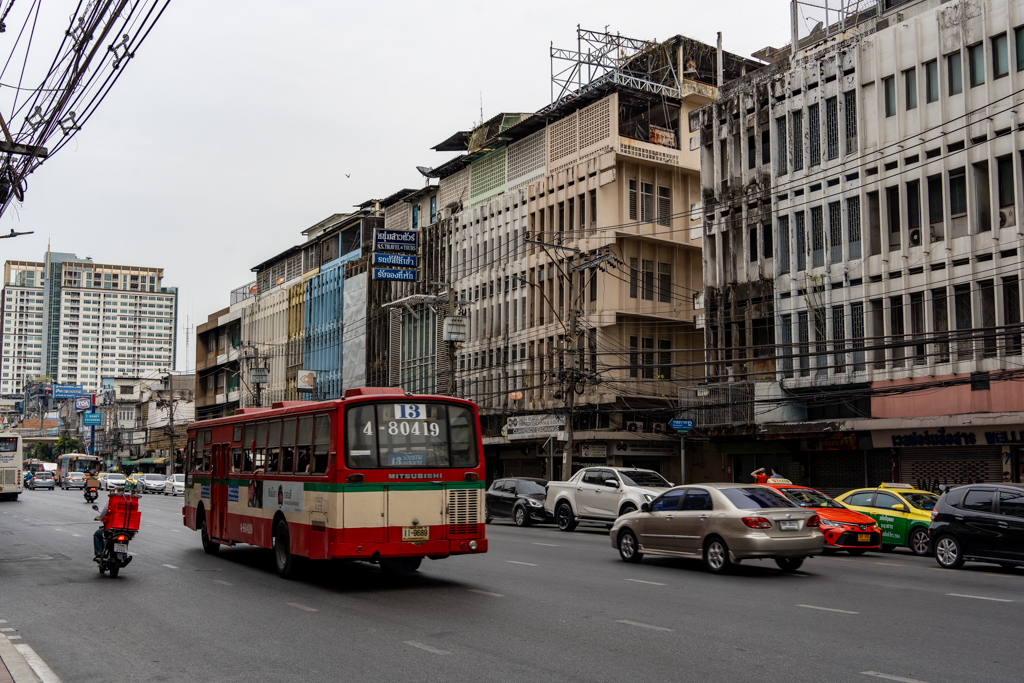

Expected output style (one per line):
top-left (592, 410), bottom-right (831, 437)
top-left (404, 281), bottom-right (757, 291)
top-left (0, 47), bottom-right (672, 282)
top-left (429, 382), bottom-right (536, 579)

top-left (485, 478), bottom-right (552, 526)
top-left (835, 483), bottom-right (938, 555)
top-left (102, 473), bottom-right (127, 491)
top-left (126, 473), bottom-right (145, 491)
top-left (137, 473), bottom-right (166, 494)
top-left (611, 483), bottom-right (824, 573)
top-left (63, 472), bottom-right (86, 490)
top-left (29, 473), bottom-right (55, 490)
top-left (930, 484), bottom-right (1024, 570)
top-left (762, 480), bottom-right (881, 555)
top-left (163, 473), bottom-right (185, 496)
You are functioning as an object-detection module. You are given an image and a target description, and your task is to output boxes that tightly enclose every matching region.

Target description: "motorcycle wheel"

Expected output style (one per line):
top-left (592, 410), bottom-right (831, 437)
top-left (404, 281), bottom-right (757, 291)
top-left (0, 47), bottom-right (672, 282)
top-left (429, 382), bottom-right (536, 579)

top-left (109, 565), bottom-right (119, 578)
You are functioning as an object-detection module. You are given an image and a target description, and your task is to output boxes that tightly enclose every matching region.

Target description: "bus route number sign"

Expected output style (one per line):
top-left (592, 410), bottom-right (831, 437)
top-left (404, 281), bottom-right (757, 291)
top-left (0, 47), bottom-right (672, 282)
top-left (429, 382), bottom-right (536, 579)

top-left (395, 404), bottom-right (426, 420)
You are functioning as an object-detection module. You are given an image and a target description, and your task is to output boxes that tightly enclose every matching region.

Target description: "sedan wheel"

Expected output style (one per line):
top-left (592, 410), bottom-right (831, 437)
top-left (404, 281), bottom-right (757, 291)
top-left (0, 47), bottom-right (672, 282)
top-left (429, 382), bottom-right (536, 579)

top-left (909, 528), bottom-right (930, 556)
top-left (618, 529), bottom-right (643, 563)
top-left (775, 557), bottom-right (804, 572)
top-left (513, 507), bottom-right (529, 527)
top-left (934, 535), bottom-right (964, 569)
top-left (704, 538), bottom-right (733, 574)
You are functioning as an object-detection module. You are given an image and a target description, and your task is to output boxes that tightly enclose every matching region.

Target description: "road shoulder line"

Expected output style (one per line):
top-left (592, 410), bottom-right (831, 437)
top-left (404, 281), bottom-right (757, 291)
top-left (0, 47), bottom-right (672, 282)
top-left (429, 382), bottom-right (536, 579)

top-left (0, 632), bottom-right (42, 683)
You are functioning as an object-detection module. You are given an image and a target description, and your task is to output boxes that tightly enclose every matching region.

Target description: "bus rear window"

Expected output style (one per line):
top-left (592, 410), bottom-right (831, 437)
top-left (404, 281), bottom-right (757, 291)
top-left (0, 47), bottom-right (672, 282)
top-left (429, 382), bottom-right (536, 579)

top-left (0, 437), bottom-right (17, 452)
top-left (345, 402), bottom-right (478, 469)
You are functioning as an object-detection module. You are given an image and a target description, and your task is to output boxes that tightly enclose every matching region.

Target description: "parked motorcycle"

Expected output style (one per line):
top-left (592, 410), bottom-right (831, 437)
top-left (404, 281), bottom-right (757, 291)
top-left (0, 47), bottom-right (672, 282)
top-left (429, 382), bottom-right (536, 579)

top-left (91, 503), bottom-right (135, 578)
top-left (84, 486), bottom-right (98, 503)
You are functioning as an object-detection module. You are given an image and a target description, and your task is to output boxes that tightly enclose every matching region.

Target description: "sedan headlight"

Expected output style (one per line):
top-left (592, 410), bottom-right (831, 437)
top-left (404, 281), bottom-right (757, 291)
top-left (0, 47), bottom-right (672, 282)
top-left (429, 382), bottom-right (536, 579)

top-left (818, 518), bottom-right (845, 528)
top-left (527, 499), bottom-right (543, 507)
top-left (643, 494), bottom-right (654, 502)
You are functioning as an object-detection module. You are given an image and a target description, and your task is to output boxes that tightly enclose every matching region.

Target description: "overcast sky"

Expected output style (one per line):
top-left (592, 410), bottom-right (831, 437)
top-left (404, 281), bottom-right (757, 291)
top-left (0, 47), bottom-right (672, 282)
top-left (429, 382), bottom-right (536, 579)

top-left (0, 0), bottom-right (795, 372)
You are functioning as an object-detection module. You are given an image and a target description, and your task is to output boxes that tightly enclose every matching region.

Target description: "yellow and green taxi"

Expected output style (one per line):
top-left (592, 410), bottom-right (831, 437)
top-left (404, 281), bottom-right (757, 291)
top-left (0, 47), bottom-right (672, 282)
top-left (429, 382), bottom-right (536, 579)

top-left (834, 483), bottom-right (939, 556)
top-left (126, 473), bottom-right (145, 492)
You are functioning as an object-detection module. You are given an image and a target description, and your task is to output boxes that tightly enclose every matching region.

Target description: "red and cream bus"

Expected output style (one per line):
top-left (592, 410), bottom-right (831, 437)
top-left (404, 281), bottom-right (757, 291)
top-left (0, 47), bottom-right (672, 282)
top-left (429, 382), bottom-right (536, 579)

top-left (183, 387), bottom-right (487, 577)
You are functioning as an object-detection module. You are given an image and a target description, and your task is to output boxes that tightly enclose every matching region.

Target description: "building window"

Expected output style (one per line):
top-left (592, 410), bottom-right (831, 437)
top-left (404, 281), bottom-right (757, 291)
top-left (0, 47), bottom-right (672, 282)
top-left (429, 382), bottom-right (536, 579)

top-left (629, 336), bottom-right (638, 378)
top-left (927, 174), bottom-right (944, 241)
top-left (807, 103), bottom-right (820, 166)
top-left (762, 223), bottom-right (773, 259)
top-left (883, 76), bottom-right (896, 117)
top-left (1017, 27), bottom-right (1024, 72)
top-left (993, 33), bottom-right (1009, 79)
top-left (640, 183), bottom-right (654, 222)
top-left (910, 292), bottom-right (926, 365)
top-left (747, 135), bottom-right (755, 170)
top-left (411, 205), bottom-right (419, 230)
top-left (775, 117), bottom-right (787, 175)
top-left (828, 201), bottom-right (842, 264)
top-left (795, 212), bottom-right (807, 272)
top-left (641, 260), bottom-right (654, 301)
top-left (798, 311), bottom-right (810, 377)
top-left (589, 267), bottom-right (597, 302)
top-left (779, 314), bottom-right (793, 377)
top-left (850, 302), bottom-right (865, 371)
top-left (890, 295), bottom-right (905, 368)
top-left (980, 280), bottom-right (997, 358)
top-left (949, 169), bottom-right (967, 217)
top-left (657, 340), bottom-right (672, 380)
top-left (969, 43), bottom-right (985, 87)
top-left (657, 186), bottom-right (671, 227)
top-left (907, 179), bottom-right (921, 233)
top-left (933, 286), bottom-right (952, 361)
top-left (844, 91), bottom-right (857, 154)
top-left (832, 305), bottom-right (846, 373)
top-left (847, 196), bottom-right (862, 259)
top-left (628, 179), bottom-right (637, 220)
top-left (948, 52), bottom-right (963, 95)
top-left (925, 60), bottom-right (939, 103)
top-left (641, 338), bottom-right (655, 379)
top-left (1004, 276), bottom-right (1022, 355)
top-left (792, 111), bottom-right (803, 171)
top-left (954, 284), bottom-right (973, 360)
top-left (657, 262), bottom-right (671, 303)
top-left (777, 216), bottom-right (790, 274)
top-left (429, 196), bottom-right (437, 224)
top-left (886, 186), bottom-right (901, 250)
top-left (997, 156), bottom-right (1015, 209)
top-left (629, 258), bottom-right (638, 299)
top-left (825, 97), bottom-right (838, 160)
top-left (761, 129), bottom-right (771, 166)
top-left (904, 67), bottom-right (917, 110)
top-left (811, 206), bottom-right (824, 268)
top-left (749, 227), bottom-right (758, 262)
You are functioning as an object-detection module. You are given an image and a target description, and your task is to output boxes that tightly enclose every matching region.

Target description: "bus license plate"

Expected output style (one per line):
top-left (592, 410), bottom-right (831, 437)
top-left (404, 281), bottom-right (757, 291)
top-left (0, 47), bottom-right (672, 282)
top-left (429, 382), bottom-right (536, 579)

top-left (778, 520), bottom-right (800, 531)
top-left (858, 534), bottom-right (871, 543)
top-left (114, 543), bottom-right (128, 554)
top-left (402, 527), bottom-right (429, 542)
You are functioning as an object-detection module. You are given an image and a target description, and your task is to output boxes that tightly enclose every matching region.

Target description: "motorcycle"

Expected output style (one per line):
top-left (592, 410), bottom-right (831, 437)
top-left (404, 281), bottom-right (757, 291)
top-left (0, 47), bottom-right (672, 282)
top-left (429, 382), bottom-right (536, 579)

top-left (84, 486), bottom-right (98, 503)
top-left (91, 503), bottom-right (134, 578)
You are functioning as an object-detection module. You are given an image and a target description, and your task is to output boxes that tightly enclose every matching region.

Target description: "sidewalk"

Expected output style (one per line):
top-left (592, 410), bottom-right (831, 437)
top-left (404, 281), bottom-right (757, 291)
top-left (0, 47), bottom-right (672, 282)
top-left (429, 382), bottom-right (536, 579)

top-left (0, 635), bottom-right (43, 683)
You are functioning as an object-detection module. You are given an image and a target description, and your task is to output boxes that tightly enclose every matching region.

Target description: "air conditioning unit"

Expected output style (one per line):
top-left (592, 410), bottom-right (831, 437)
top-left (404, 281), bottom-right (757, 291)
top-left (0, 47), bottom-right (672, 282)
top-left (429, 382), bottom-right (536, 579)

top-left (999, 207), bottom-right (1016, 228)
top-left (653, 423), bottom-right (665, 433)
top-left (909, 227), bottom-right (922, 247)
top-left (930, 223), bottom-right (944, 243)
top-left (626, 421), bottom-right (642, 432)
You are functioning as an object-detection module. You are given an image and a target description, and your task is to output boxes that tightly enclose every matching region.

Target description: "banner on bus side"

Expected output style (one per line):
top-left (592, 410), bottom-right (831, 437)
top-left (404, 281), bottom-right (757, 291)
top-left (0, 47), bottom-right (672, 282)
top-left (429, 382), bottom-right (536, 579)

top-left (246, 480), bottom-right (304, 514)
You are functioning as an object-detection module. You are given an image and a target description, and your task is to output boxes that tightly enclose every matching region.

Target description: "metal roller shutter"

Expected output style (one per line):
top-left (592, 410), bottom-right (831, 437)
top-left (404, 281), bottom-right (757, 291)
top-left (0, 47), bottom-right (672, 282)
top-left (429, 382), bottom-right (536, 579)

top-left (897, 447), bottom-right (1003, 490)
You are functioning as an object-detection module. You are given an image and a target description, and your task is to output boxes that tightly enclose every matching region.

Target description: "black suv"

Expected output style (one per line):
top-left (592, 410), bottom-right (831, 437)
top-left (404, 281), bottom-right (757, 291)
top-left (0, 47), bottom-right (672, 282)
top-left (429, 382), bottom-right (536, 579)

top-left (929, 484), bottom-right (1024, 570)
top-left (485, 477), bottom-right (552, 527)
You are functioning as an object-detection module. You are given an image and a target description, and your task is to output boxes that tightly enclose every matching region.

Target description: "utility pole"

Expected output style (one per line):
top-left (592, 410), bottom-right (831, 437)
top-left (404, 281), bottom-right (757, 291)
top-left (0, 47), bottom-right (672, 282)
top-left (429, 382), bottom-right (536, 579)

top-left (563, 306), bottom-right (576, 481)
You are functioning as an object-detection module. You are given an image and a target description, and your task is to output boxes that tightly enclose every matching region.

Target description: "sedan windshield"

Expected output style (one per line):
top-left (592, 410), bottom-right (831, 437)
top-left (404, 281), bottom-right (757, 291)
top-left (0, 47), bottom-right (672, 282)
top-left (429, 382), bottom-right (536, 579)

top-left (173, 474), bottom-right (185, 483)
top-left (723, 487), bottom-right (795, 509)
top-left (779, 488), bottom-right (843, 509)
top-left (107, 474), bottom-right (125, 480)
top-left (145, 474), bottom-right (165, 481)
top-left (902, 492), bottom-right (938, 510)
top-left (619, 471), bottom-right (670, 488)
top-left (516, 480), bottom-right (546, 495)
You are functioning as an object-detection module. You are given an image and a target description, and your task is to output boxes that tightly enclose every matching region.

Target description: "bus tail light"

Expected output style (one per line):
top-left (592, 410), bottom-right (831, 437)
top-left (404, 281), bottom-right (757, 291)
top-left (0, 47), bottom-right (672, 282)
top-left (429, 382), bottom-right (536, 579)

top-left (469, 541), bottom-right (478, 551)
top-left (742, 517), bottom-right (772, 529)
top-left (347, 473), bottom-right (364, 483)
top-left (464, 472), bottom-right (479, 481)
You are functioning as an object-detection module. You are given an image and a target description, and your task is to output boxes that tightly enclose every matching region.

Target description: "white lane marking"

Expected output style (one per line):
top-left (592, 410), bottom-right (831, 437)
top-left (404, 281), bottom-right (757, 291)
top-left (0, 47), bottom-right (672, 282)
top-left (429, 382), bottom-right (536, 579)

top-left (15, 643), bottom-right (64, 683)
top-left (861, 672), bottom-right (931, 683)
top-left (946, 593), bottom-right (1013, 603)
top-left (506, 560), bottom-right (537, 566)
top-left (71, 534), bottom-right (81, 538)
top-left (874, 562), bottom-right (905, 567)
top-left (0, 628), bottom-right (14, 632)
top-left (286, 602), bottom-right (318, 612)
top-left (5, 635), bottom-right (22, 640)
top-left (533, 543), bottom-right (559, 547)
top-left (162, 564), bottom-right (179, 569)
top-left (796, 604), bottom-right (859, 614)
top-left (403, 641), bottom-right (450, 655)
top-left (467, 589), bottom-right (504, 597)
top-left (624, 579), bottom-right (666, 586)
top-left (0, 620), bottom-right (6, 624)
top-left (616, 619), bottom-right (673, 632)
top-left (983, 573), bottom-right (1020, 578)
top-left (213, 580), bottom-right (233, 586)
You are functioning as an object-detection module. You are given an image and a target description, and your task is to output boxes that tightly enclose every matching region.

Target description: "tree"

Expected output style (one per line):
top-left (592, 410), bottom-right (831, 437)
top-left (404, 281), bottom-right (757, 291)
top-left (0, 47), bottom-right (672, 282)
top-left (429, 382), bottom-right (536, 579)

top-left (55, 435), bottom-right (85, 455)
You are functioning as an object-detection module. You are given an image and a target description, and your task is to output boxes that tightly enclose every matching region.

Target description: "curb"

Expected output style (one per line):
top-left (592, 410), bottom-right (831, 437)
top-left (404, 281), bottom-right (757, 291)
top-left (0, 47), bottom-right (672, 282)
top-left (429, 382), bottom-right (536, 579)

top-left (0, 636), bottom-right (41, 683)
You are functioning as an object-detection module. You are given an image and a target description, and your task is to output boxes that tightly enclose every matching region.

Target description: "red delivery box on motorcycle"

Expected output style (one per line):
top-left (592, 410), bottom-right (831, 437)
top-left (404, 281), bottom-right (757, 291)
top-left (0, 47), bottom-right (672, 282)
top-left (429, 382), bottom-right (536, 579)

top-left (103, 493), bottom-right (141, 531)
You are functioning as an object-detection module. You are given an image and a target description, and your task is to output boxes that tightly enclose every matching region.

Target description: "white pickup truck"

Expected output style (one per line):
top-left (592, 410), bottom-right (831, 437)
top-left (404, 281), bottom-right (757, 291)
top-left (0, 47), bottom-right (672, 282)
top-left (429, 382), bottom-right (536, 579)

top-left (544, 466), bottom-right (672, 531)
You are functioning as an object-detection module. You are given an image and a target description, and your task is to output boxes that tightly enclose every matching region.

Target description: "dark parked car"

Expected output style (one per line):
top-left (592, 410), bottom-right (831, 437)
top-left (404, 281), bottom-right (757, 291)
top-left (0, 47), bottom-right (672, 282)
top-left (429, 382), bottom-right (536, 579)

top-left (930, 484), bottom-right (1024, 570)
top-left (485, 478), bottom-right (552, 526)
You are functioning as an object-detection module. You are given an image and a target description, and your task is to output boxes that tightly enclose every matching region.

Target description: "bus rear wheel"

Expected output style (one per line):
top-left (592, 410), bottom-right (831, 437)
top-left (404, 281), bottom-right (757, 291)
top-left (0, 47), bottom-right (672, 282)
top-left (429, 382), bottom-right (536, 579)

top-left (381, 557), bottom-right (422, 575)
top-left (274, 521), bottom-right (294, 579)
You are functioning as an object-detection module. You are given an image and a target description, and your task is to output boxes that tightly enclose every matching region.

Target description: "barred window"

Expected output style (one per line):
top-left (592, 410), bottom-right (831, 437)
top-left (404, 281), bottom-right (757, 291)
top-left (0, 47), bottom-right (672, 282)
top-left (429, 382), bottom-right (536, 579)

top-left (629, 258), bottom-right (638, 299)
top-left (798, 312), bottom-right (810, 377)
top-left (844, 91), bottom-right (857, 154)
top-left (775, 117), bottom-right (788, 175)
top-left (847, 196), bottom-right (862, 259)
top-left (811, 206), bottom-right (825, 268)
top-left (628, 179), bottom-right (637, 220)
top-left (825, 97), bottom-right (838, 160)
top-left (828, 201), bottom-right (842, 264)
top-left (642, 260), bottom-right (655, 301)
top-left (657, 262), bottom-right (671, 303)
top-left (777, 216), bottom-right (790, 274)
top-left (795, 212), bottom-right (807, 272)
top-left (640, 183), bottom-right (654, 222)
top-left (808, 103), bottom-right (820, 166)
top-left (832, 305), bottom-right (846, 373)
top-left (851, 302), bottom-right (865, 371)
top-left (792, 111), bottom-right (803, 172)
top-left (780, 313), bottom-right (793, 377)
top-left (657, 186), bottom-right (671, 227)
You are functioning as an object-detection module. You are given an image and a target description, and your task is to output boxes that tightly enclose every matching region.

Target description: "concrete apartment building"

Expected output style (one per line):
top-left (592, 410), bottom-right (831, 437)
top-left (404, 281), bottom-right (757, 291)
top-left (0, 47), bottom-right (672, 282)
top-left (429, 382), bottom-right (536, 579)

top-left (693, 0), bottom-right (1024, 491)
top-left (424, 32), bottom-right (757, 481)
top-left (2, 251), bottom-right (178, 396)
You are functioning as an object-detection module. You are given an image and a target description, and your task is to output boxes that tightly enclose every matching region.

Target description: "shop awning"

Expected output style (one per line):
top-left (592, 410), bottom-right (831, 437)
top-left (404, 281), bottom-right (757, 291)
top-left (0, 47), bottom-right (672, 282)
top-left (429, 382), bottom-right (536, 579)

top-left (132, 457), bottom-right (168, 466)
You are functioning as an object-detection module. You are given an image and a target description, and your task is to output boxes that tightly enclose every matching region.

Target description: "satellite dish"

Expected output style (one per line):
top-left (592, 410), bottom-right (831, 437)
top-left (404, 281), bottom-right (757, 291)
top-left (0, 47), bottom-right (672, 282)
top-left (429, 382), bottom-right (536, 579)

top-left (415, 166), bottom-right (433, 177)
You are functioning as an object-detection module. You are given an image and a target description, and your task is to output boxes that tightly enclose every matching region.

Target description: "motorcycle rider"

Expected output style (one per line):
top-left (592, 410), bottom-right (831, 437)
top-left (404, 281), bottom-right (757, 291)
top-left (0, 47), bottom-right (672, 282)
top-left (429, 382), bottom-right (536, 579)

top-left (93, 498), bottom-right (109, 561)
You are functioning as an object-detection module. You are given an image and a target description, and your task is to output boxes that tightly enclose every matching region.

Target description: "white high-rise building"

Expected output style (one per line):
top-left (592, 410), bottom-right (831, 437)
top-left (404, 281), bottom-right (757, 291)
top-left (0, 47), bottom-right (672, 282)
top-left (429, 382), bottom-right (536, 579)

top-left (2, 251), bottom-right (178, 395)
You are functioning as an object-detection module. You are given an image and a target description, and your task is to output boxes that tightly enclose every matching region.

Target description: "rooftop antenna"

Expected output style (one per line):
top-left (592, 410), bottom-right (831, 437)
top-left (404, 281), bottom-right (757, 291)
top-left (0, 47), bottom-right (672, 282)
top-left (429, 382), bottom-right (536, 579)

top-left (479, 92), bottom-right (483, 127)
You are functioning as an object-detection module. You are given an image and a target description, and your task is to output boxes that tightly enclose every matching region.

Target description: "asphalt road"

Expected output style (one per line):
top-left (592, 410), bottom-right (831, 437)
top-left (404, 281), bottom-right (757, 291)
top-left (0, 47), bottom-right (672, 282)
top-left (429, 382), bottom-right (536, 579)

top-left (1, 488), bottom-right (1022, 683)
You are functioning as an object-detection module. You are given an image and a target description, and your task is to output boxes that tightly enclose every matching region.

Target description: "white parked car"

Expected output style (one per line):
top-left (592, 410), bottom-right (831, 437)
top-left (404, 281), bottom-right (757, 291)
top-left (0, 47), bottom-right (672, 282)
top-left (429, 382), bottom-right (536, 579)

top-left (163, 473), bottom-right (185, 496)
top-left (101, 473), bottom-right (126, 490)
top-left (544, 467), bottom-right (673, 532)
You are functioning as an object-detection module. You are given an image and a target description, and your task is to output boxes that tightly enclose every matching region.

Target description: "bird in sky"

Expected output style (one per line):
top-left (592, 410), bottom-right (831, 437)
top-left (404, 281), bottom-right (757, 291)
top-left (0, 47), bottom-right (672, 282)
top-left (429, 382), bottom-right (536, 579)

top-left (345, 173), bottom-right (351, 178)
top-left (0, 228), bottom-right (33, 239)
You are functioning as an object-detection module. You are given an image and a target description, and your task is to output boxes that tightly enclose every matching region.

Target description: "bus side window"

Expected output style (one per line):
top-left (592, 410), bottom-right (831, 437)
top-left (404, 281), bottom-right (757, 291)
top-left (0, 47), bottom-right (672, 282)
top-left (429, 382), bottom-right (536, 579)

top-left (185, 439), bottom-right (194, 472)
top-left (267, 421), bottom-right (281, 474)
top-left (254, 422), bottom-right (267, 472)
top-left (313, 414), bottom-right (331, 474)
top-left (297, 416), bottom-right (313, 474)
top-left (344, 406), bottom-right (375, 469)
top-left (202, 447), bottom-right (211, 472)
top-left (202, 429), bottom-right (212, 472)
top-left (448, 405), bottom-right (477, 467)
top-left (281, 418), bottom-right (296, 474)
top-left (242, 423), bottom-right (255, 473)
top-left (231, 448), bottom-right (242, 472)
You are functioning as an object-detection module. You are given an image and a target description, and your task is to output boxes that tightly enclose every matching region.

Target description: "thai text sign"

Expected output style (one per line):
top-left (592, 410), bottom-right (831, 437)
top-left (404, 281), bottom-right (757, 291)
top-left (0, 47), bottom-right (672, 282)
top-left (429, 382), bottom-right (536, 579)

top-left (506, 414), bottom-right (565, 440)
top-left (373, 228), bottom-right (419, 253)
top-left (371, 253), bottom-right (417, 267)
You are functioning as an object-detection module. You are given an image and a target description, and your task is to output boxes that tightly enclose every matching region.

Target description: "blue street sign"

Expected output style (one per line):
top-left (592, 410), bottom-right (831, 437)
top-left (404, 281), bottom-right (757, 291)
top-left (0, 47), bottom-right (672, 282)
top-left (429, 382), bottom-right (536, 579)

top-left (83, 412), bottom-right (102, 426)
top-left (372, 253), bottom-right (418, 268)
top-left (53, 384), bottom-right (84, 399)
top-left (669, 418), bottom-right (695, 431)
top-left (372, 268), bottom-right (417, 281)
top-left (74, 396), bottom-right (92, 411)
top-left (372, 228), bottom-right (419, 254)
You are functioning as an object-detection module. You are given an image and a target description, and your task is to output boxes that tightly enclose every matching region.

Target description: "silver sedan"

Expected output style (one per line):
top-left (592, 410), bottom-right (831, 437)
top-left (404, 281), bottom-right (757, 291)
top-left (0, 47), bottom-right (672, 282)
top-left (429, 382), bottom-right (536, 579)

top-left (611, 483), bottom-right (825, 573)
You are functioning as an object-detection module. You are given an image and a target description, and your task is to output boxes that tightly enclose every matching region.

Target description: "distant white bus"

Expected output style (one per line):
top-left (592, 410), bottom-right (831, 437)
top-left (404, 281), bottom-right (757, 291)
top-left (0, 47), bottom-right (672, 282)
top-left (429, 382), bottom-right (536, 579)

top-left (0, 433), bottom-right (24, 501)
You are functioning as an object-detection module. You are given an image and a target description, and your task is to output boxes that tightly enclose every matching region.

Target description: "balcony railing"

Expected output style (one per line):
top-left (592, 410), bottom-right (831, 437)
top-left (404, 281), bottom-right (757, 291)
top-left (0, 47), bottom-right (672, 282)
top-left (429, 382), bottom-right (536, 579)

top-left (678, 382), bottom-right (754, 426)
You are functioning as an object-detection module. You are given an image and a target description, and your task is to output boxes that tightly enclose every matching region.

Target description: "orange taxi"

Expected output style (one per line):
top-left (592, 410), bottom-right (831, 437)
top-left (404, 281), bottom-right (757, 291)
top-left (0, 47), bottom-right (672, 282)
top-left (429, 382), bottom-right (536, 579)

top-left (761, 478), bottom-right (881, 555)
